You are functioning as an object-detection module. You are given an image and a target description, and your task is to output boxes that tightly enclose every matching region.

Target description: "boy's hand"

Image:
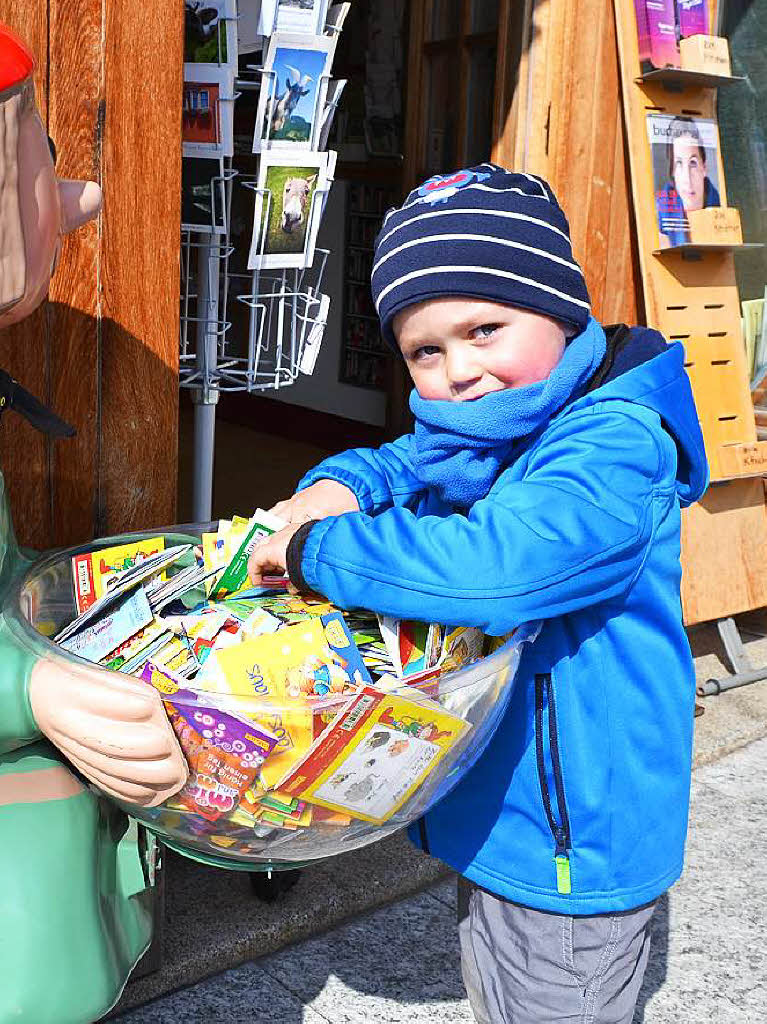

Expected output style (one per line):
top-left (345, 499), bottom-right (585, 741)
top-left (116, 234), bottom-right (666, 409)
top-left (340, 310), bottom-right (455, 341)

top-left (248, 523), bottom-right (303, 586)
top-left (269, 480), bottom-right (359, 524)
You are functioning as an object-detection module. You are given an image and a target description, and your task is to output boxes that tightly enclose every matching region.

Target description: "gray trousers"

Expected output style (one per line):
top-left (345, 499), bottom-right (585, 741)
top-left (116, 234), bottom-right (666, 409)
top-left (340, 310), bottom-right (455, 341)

top-left (457, 877), bottom-right (657, 1024)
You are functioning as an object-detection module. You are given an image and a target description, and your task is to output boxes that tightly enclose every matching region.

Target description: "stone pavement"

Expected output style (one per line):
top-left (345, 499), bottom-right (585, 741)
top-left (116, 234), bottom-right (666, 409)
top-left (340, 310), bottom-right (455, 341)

top-left (112, 616), bottom-right (767, 1021)
top-left (113, 734), bottom-right (766, 1023)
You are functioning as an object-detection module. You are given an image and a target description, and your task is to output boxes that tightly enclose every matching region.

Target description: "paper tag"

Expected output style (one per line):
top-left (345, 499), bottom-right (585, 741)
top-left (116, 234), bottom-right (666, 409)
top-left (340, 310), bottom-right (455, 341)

top-left (679, 34), bottom-right (731, 77)
top-left (687, 207), bottom-right (742, 245)
top-left (300, 293), bottom-right (330, 375)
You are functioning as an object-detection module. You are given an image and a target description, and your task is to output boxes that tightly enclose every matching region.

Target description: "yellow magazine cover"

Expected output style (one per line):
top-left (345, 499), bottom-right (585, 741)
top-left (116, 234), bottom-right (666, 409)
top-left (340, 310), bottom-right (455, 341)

top-left (276, 686), bottom-right (471, 825)
top-left (72, 536), bottom-right (165, 613)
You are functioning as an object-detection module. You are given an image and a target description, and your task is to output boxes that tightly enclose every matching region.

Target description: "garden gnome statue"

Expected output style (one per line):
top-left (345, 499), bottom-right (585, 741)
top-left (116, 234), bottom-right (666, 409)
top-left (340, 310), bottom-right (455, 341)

top-left (0, 24), bottom-right (187, 1023)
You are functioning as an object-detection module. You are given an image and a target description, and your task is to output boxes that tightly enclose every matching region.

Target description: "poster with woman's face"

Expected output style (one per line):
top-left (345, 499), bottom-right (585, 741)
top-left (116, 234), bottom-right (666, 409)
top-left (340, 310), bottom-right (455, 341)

top-left (646, 113), bottom-right (722, 248)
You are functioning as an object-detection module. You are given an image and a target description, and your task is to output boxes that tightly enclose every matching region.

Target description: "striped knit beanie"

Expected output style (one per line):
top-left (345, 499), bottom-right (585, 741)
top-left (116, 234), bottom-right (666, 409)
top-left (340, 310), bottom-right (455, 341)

top-left (371, 164), bottom-right (591, 346)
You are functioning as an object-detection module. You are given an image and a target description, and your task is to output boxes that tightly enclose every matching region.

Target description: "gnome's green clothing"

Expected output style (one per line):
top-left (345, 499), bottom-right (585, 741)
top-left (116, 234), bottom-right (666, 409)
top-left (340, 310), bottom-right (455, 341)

top-left (0, 476), bottom-right (154, 1024)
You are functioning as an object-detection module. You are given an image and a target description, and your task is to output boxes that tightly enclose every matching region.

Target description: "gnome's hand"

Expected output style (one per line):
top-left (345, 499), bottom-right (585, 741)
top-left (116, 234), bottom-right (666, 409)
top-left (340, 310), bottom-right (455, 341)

top-left (28, 658), bottom-right (187, 806)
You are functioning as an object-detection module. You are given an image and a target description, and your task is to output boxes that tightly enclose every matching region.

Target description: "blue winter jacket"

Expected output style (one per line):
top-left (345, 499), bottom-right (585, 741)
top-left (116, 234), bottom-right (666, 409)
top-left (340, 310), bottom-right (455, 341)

top-left (290, 327), bottom-right (709, 914)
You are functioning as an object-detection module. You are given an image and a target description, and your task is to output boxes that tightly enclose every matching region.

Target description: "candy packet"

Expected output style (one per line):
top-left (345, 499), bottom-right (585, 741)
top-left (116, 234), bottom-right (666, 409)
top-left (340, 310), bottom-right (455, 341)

top-left (141, 662), bottom-right (280, 821)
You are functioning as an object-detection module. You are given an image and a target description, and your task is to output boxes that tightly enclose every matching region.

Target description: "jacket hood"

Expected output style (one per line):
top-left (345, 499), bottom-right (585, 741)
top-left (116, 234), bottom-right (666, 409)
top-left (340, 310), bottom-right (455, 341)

top-left (573, 327), bottom-right (709, 507)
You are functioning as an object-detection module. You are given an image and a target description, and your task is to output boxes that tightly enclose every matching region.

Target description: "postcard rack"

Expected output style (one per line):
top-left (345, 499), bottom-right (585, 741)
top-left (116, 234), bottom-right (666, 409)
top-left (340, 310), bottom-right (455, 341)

top-left (613, 0), bottom-right (767, 691)
top-left (180, 167), bottom-right (331, 521)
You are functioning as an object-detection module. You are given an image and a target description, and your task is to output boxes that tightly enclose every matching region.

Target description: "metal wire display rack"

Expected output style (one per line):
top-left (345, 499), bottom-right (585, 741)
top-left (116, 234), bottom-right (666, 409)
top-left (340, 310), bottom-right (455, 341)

top-left (180, 162), bottom-right (332, 520)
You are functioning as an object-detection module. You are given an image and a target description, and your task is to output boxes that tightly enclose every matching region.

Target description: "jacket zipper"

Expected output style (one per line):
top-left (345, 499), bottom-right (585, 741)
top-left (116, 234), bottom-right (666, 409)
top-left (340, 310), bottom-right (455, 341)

top-left (534, 673), bottom-right (572, 895)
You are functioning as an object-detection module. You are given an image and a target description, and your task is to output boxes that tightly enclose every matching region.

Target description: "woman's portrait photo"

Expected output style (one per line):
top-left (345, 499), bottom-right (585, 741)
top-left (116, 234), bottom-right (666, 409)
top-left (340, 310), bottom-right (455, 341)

top-left (647, 113), bottom-right (722, 248)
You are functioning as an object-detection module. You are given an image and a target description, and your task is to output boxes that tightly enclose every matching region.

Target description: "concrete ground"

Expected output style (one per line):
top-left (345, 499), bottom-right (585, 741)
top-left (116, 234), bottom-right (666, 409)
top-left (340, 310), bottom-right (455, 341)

top-left (110, 617), bottom-right (767, 1023)
top-left (113, 734), bottom-right (767, 1024)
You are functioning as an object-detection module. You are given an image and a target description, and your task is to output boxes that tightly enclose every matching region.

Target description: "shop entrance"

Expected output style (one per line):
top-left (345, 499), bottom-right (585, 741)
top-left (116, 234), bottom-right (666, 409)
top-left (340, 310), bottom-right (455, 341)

top-left (177, 0), bottom-right (522, 521)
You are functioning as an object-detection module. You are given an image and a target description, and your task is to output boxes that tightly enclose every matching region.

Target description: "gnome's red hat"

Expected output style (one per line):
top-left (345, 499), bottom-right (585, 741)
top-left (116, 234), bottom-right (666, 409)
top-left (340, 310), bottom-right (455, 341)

top-left (0, 23), bottom-right (34, 97)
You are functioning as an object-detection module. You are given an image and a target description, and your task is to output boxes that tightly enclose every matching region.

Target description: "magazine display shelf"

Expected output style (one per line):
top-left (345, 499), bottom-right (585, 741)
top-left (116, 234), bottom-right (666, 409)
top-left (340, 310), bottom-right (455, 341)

top-left (638, 68), bottom-right (744, 89)
top-left (614, 0), bottom-right (767, 687)
top-left (8, 527), bottom-right (537, 872)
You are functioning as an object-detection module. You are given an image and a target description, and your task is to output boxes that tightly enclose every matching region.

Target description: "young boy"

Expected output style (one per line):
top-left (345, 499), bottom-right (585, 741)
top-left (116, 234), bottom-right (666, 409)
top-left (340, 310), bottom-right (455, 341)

top-left (248, 166), bottom-right (709, 1023)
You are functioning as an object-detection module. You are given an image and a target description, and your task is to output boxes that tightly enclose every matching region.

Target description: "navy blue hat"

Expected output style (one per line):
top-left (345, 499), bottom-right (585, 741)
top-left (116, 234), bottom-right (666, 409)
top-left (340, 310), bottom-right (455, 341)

top-left (371, 164), bottom-right (591, 346)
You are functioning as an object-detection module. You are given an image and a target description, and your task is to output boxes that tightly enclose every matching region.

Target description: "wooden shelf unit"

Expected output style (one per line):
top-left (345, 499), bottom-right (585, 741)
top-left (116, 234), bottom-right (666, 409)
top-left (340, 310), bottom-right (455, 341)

top-left (614, 0), bottom-right (767, 625)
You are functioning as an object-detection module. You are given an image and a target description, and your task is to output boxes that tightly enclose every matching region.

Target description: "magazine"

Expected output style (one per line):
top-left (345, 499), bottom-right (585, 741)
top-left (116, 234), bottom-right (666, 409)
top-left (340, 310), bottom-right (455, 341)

top-left (276, 686), bottom-right (470, 824)
top-left (646, 112), bottom-right (722, 249)
top-left (58, 543), bottom-right (192, 643)
top-left (634, 0), bottom-right (709, 70)
top-left (72, 536), bottom-right (166, 613)
top-left (378, 616), bottom-right (484, 679)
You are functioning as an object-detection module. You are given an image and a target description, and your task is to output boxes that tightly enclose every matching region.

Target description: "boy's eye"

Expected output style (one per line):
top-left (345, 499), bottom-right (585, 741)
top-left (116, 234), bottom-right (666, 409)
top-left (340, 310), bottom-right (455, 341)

top-left (409, 345), bottom-right (441, 362)
top-left (471, 323), bottom-right (500, 340)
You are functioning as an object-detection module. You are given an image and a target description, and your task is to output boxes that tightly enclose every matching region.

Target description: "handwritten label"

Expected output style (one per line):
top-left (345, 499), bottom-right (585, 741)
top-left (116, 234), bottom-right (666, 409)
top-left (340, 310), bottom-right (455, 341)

top-left (680, 35), bottom-right (731, 77)
top-left (687, 207), bottom-right (742, 245)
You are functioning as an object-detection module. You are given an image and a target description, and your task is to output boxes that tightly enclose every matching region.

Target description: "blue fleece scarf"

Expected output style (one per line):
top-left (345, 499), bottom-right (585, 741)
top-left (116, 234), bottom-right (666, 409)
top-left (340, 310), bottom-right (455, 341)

top-left (409, 316), bottom-right (607, 506)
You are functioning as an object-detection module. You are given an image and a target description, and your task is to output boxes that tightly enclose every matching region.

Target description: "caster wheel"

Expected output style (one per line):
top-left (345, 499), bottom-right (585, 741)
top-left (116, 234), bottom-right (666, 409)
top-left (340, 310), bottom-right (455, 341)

top-left (250, 868), bottom-right (302, 903)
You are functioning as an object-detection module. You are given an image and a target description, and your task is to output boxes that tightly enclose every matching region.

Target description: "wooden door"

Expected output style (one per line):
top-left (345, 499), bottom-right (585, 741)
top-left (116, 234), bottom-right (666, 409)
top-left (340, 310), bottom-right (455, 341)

top-left (403, 0), bottom-right (512, 192)
top-left (0, 2), bottom-right (183, 549)
top-left (393, 0), bottom-right (640, 436)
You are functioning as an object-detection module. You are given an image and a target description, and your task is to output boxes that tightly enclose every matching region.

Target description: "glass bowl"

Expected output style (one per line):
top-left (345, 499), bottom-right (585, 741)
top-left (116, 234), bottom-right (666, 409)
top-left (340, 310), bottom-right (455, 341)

top-left (6, 528), bottom-right (537, 870)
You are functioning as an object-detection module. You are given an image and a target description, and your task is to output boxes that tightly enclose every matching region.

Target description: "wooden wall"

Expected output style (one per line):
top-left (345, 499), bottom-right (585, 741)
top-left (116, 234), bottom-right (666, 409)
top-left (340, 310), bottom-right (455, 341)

top-left (0, 1), bottom-right (183, 549)
top-left (493, 0), bottom-right (641, 327)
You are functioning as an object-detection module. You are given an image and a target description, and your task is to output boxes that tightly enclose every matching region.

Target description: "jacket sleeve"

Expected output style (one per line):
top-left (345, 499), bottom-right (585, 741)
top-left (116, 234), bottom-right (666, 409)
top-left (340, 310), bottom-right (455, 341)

top-left (294, 407), bottom-right (673, 634)
top-left (0, 614), bottom-right (42, 753)
top-left (296, 434), bottom-right (426, 514)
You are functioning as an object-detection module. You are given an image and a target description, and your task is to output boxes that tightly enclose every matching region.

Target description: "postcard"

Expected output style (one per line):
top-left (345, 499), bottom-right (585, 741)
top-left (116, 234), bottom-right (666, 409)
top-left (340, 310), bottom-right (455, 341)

top-left (182, 156), bottom-right (227, 234)
top-left (247, 150), bottom-right (330, 270)
top-left (318, 79), bottom-right (346, 150)
top-left (254, 33), bottom-right (337, 151)
top-left (184, 0), bottom-right (238, 66)
top-left (273, 0), bottom-right (328, 35)
top-left (299, 292), bottom-right (330, 374)
top-left (325, 2), bottom-right (351, 35)
top-left (183, 64), bottom-right (235, 158)
top-left (646, 113), bottom-right (722, 248)
top-left (276, 686), bottom-right (470, 824)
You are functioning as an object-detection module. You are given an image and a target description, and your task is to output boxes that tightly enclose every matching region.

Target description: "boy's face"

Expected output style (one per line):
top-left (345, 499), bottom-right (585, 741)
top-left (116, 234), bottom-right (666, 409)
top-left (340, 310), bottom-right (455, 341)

top-left (394, 297), bottom-right (568, 402)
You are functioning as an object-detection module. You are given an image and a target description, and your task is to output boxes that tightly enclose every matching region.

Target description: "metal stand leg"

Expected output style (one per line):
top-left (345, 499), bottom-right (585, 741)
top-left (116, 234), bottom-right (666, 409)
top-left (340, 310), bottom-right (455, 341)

top-left (697, 616), bottom-right (767, 696)
top-left (191, 233), bottom-right (220, 523)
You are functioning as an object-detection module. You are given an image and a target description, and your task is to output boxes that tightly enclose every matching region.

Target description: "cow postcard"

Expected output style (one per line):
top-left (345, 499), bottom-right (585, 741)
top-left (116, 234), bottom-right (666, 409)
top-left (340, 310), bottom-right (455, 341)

top-left (273, 0), bottom-right (329, 35)
top-left (181, 156), bottom-right (227, 235)
top-left (184, 0), bottom-right (238, 67)
top-left (183, 64), bottom-right (236, 158)
top-left (253, 32), bottom-right (337, 152)
top-left (248, 150), bottom-right (330, 269)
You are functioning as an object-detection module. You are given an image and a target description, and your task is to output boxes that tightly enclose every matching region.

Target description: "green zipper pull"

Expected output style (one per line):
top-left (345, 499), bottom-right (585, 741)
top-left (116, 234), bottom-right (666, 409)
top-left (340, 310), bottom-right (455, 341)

top-left (555, 854), bottom-right (571, 894)
top-left (554, 832), bottom-right (572, 895)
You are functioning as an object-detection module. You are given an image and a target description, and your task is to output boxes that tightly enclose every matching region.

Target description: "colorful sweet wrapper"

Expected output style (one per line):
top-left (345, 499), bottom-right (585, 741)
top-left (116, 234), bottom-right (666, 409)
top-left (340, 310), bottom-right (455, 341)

top-left (211, 509), bottom-right (286, 599)
top-left (141, 662), bottom-right (280, 821)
